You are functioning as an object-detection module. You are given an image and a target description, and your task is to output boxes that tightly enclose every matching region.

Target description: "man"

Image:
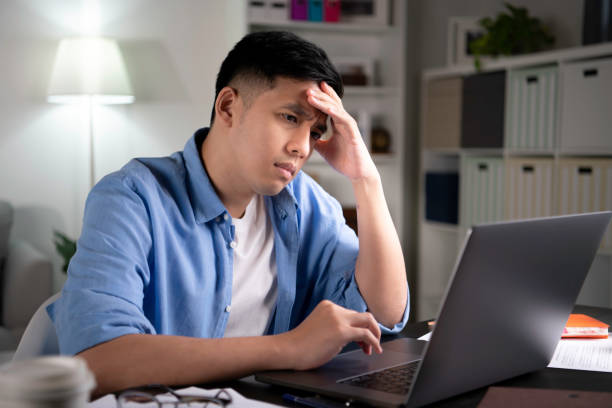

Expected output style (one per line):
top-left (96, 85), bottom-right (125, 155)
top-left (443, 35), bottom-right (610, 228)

top-left (49, 31), bottom-right (409, 396)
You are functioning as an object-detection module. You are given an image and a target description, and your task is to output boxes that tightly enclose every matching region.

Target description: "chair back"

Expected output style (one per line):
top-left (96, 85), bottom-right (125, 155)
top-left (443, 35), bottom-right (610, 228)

top-left (12, 293), bottom-right (60, 361)
top-left (0, 201), bottom-right (13, 272)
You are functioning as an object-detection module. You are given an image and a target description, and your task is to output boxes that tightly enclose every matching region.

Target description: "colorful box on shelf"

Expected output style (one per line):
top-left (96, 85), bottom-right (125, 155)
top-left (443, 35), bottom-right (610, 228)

top-left (291, 0), bottom-right (308, 20)
top-left (324, 0), bottom-right (340, 22)
top-left (308, 0), bottom-right (323, 21)
top-left (291, 0), bottom-right (340, 22)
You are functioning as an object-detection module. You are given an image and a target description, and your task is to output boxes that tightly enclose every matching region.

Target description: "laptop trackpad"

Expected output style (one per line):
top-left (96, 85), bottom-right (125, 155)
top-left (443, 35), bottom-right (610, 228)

top-left (315, 338), bottom-right (426, 381)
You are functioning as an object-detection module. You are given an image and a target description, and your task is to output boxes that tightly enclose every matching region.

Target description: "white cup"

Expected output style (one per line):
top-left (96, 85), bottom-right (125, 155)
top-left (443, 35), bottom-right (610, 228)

top-left (0, 356), bottom-right (96, 408)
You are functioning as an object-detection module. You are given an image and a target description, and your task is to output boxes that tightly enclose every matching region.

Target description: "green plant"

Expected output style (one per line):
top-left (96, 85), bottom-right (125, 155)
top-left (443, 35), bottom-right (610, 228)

top-left (53, 230), bottom-right (76, 273)
top-left (469, 3), bottom-right (555, 70)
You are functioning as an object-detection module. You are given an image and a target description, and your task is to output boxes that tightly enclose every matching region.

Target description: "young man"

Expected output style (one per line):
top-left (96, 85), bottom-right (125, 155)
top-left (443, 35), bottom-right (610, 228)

top-left (49, 31), bottom-right (409, 396)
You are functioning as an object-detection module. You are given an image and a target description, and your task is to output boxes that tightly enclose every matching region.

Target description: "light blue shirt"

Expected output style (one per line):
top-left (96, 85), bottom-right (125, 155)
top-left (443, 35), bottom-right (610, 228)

top-left (48, 128), bottom-right (409, 355)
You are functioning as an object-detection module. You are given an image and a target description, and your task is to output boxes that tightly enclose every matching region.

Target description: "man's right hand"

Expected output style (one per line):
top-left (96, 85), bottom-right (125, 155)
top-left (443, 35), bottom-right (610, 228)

top-left (78, 300), bottom-right (382, 397)
top-left (276, 300), bottom-right (383, 371)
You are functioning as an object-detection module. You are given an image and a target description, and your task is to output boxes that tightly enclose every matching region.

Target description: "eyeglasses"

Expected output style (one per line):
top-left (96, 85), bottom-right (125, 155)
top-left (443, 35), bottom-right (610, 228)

top-left (117, 384), bottom-right (232, 407)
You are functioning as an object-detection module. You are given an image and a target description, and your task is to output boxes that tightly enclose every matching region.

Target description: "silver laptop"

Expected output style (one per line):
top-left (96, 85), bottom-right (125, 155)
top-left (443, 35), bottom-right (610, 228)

top-left (256, 212), bottom-right (612, 407)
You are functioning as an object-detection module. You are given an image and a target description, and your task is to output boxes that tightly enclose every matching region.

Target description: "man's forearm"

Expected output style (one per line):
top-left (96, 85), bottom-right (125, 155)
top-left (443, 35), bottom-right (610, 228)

top-left (79, 333), bottom-right (286, 397)
top-left (352, 174), bottom-right (408, 328)
top-left (79, 300), bottom-right (385, 398)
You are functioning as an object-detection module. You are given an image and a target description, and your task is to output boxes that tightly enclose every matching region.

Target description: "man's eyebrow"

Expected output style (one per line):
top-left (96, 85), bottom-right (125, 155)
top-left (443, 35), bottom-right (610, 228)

top-left (281, 103), bottom-right (315, 120)
top-left (281, 103), bottom-right (327, 132)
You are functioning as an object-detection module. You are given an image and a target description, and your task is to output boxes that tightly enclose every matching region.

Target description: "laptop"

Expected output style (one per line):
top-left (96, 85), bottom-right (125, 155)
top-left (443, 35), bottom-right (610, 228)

top-left (256, 212), bottom-right (612, 407)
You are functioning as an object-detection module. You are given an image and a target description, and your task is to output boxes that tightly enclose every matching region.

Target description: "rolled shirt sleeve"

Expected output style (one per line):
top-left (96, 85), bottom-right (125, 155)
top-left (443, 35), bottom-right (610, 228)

top-left (48, 172), bottom-right (156, 355)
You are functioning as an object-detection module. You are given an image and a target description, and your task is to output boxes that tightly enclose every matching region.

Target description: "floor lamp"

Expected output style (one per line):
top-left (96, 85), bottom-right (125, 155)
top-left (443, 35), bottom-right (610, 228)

top-left (47, 37), bottom-right (134, 189)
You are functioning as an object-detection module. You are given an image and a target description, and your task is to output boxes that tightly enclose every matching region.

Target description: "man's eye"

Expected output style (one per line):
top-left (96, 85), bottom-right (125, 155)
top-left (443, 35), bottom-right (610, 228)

top-left (281, 113), bottom-right (298, 124)
top-left (311, 131), bottom-right (322, 141)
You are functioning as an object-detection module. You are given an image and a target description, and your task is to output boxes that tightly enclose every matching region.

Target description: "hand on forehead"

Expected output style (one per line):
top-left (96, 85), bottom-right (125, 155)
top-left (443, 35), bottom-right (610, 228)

top-left (306, 82), bottom-right (341, 141)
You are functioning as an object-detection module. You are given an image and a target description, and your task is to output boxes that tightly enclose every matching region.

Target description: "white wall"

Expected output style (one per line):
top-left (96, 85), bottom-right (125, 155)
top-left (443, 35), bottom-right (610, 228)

top-left (0, 0), bottom-right (246, 290)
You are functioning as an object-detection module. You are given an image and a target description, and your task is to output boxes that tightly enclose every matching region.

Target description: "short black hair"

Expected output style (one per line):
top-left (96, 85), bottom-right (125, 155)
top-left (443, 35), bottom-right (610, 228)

top-left (211, 31), bottom-right (343, 124)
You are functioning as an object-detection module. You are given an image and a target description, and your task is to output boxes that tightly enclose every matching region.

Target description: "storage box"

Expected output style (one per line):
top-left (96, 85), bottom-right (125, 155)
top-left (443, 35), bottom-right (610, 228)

top-left (268, 0), bottom-right (290, 21)
top-left (249, 0), bottom-right (290, 22)
top-left (248, 0), bottom-right (268, 21)
top-left (423, 77), bottom-right (462, 150)
top-left (461, 71), bottom-right (506, 148)
top-left (460, 156), bottom-right (504, 227)
top-left (339, 0), bottom-right (389, 26)
top-left (505, 66), bottom-right (557, 152)
top-left (308, 0), bottom-right (323, 21)
top-left (291, 0), bottom-right (308, 20)
top-left (323, 0), bottom-right (340, 22)
top-left (425, 172), bottom-right (459, 224)
top-left (557, 158), bottom-right (612, 250)
top-left (559, 57), bottom-right (612, 154)
top-left (583, 0), bottom-right (612, 45)
top-left (504, 158), bottom-right (554, 220)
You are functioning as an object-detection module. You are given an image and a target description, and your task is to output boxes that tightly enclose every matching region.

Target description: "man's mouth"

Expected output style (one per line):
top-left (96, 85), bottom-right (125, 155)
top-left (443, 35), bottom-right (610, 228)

top-left (274, 162), bottom-right (297, 176)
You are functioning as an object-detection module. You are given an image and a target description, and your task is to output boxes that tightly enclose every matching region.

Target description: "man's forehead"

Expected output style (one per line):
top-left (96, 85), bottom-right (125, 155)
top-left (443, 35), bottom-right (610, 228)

top-left (254, 77), bottom-right (327, 120)
top-left (261, 77), bottom-right (318, 99)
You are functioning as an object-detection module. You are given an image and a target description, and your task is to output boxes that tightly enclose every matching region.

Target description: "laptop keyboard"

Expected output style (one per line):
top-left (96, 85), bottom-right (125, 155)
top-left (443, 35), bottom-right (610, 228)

top-left (338, 360), bottom-right (420, 395)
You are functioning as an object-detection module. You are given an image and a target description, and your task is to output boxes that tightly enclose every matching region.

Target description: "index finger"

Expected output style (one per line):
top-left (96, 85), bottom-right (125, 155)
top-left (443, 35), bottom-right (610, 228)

top-left (320, 81), bottom-right (342, 104)
top-left (350, 312), bottom-right (382, 342)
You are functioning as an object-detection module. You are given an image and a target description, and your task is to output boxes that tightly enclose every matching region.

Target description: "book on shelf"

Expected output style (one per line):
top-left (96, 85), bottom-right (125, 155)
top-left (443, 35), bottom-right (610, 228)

top-left (562, 314), bottom-right (609, 339)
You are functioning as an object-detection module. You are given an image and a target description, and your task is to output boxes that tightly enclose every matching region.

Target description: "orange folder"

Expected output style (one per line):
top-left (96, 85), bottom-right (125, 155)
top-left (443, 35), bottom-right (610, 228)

top-left (562, 314), bottom-right (609, 339)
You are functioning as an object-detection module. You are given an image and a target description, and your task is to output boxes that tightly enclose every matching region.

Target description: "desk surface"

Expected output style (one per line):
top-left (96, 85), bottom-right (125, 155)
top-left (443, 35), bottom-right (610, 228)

top-left (207, 305), bottom-right (612, 407)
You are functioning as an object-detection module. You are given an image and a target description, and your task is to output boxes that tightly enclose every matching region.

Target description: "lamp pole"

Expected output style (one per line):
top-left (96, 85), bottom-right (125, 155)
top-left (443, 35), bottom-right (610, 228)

top-left (88, 96), bottom-right (95, 189)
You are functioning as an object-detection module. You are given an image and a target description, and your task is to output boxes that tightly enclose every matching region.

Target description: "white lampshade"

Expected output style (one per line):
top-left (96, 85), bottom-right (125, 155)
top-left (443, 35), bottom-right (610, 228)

top-left (48, 37), bottom-right (134, 104)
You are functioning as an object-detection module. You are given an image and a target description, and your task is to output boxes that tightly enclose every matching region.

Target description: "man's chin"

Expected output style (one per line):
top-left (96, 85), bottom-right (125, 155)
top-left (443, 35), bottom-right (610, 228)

top-left (257, 181), bottom-right (291, 196)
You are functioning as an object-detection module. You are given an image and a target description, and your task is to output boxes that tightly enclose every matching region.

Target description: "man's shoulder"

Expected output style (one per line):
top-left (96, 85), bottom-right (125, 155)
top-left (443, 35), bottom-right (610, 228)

top-left (98, 152), bottom-right (187, 197)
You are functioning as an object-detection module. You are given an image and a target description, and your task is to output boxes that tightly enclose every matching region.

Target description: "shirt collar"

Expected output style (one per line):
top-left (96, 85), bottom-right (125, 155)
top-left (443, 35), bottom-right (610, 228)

top-left (183, 128), bottom-right (299, 224)
top-left (183, 128), bottom-right (226, 223)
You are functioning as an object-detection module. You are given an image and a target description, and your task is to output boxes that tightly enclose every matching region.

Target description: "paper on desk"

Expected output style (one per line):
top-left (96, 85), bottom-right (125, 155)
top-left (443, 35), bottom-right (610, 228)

top-left (418, 331), bottom-right (612, 372)
top-left (548, 336), bottom-right (612, 372)
top-left (88, 386), bottom-right (283, 407)
top-left (418, 331), bottom-right (432, 341)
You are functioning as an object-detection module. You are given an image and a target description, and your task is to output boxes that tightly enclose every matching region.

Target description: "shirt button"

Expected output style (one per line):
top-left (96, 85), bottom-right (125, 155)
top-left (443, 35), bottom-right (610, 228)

top-left (223, 214), bottom-right (229, 221)
top-left (225, 305), bottom-right (231, 313)
top-left (229, 241), bottom-right (237, 249)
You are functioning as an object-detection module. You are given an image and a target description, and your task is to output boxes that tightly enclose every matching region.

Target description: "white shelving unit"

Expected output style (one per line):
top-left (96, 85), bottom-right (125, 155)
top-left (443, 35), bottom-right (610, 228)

top-left (418, 43), bottom-right (612, 320)
top-left (249, 19), bottom-right (397, 34)
top-left (247, 1), bottom-right (407, 241)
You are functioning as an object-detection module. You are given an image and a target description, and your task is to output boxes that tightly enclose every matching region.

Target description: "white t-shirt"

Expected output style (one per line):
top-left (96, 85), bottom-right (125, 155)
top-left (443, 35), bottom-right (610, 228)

top-left (223, 195), bottom-right (278, 337)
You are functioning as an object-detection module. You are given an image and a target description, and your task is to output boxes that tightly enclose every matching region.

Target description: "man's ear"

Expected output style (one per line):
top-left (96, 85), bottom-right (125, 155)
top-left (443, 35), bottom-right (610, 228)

top-left (215, 87), bottom-right (240, 127)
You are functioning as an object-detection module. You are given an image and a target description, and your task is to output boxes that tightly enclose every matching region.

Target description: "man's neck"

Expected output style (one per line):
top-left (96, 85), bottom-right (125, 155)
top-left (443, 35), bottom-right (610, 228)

top-left (201, 126), bottom-right (253, 218)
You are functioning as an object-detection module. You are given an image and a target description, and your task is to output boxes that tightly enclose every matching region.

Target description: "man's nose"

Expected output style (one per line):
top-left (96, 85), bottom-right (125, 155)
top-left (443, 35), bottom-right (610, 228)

top-left (287, 129), bottom-right (311, 158)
